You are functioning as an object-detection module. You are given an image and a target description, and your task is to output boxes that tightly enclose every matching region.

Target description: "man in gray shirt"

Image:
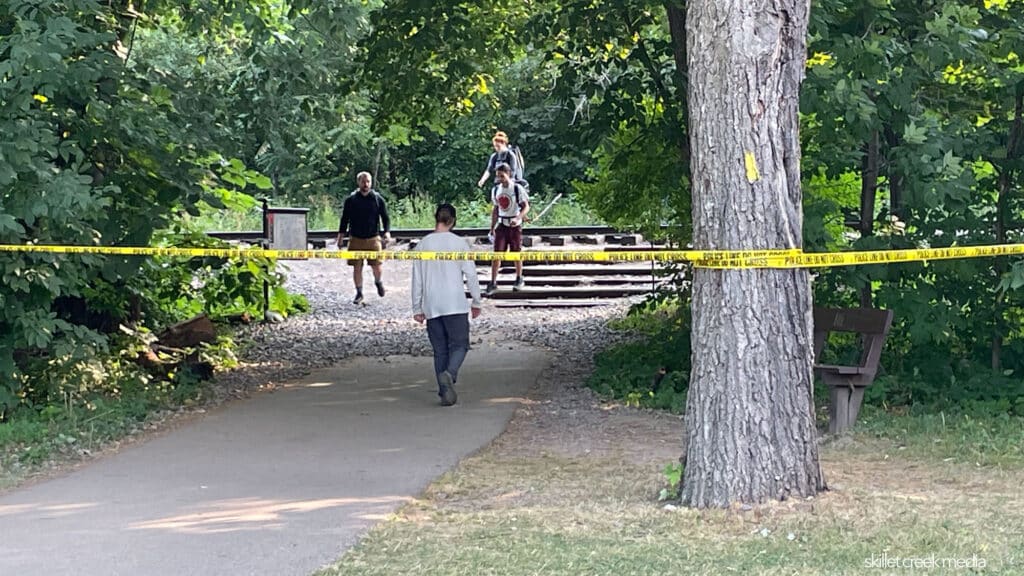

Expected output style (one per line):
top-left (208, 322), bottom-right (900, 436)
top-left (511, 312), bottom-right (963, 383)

top-left (412, 203), bottom-right (483, 406)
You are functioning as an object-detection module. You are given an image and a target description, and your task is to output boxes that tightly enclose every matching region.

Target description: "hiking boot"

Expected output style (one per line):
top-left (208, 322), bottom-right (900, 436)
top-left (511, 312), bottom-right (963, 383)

top-left (485, 282), bottom-right (498, 296)
top-left (513, 276), bottom-right (525, 291)
top-left (438, 371), bottom-right (457, 406)
top-left (375, 280), bottom-right (386, 297)
top-left (353, 292), bottom-right (364, 305)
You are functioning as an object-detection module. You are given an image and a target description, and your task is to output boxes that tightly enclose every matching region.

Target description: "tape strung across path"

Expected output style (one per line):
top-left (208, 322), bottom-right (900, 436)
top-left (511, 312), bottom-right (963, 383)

top-left (2, 243), bottom-right (1024, 269)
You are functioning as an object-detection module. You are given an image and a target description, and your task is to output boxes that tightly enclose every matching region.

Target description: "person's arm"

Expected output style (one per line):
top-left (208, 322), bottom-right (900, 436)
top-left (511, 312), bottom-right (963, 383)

top-left (378, 194), bottom-right (391, 242)
top-left (478, 153), bottom-right (496, 187)
top-left (518, 199), bottom-right (531, 222)
top-left (412, 257), bottom-right (425, 323)
top-left (513, 187), bottom-right (530, 226)
top-left (337, 197), bottom-right (350, 247)
top-left (490, 205), bottom-right (498, 234)
top-left (463, 240), bottom-right (483, 318)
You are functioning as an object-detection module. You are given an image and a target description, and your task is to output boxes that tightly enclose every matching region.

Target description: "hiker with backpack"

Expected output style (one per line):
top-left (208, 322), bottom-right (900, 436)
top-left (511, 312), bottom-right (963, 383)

top-left (336, 171), bottom-right (391, 305)
top-left (487, 163), bottom-right (530, 295)
top-left (477, 131), bottom-right (527, 189)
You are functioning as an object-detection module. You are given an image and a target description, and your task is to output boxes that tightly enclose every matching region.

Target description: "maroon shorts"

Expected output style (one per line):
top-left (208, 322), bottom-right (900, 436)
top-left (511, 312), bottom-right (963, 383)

top-left (493, 223), bottom-right (522, 252)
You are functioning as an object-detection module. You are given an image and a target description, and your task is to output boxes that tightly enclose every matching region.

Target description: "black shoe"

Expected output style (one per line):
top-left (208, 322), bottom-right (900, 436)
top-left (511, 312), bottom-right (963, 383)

top-left (376, 281), bottom-right (385, 297)
top-left (353, 292), bottom-right (364, 305)
top-left (513, 276), bottom-right (525, 291)
top-left (485, 282), bottom-right (497, 296)
top-left (438, 371), bottom-right (457, 406)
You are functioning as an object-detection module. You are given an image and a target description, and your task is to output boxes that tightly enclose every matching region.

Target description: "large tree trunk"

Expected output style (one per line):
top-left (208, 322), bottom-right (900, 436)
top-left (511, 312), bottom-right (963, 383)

top-left (683, 0), bottom-right (824, 508)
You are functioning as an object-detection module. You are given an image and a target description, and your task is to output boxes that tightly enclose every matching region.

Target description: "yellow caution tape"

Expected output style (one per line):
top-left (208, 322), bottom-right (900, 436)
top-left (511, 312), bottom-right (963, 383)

top-left (1, 243), bottom-right (1023, 268)
top-left (694, 243), bottom-right (1024, 269)
top-left (0, 244), bottom-right (800, 264)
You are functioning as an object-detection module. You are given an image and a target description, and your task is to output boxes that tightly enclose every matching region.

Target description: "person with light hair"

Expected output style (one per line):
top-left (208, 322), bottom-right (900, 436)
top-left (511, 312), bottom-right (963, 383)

top-left (477, 130), bottom-right (521, 188)
top-left (337, 171), bottom-right (391, 305)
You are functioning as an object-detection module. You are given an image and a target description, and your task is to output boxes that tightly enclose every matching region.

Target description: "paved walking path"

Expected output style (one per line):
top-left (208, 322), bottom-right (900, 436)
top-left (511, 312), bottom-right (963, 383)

top-left (0, 345), bottom-right (548, 576)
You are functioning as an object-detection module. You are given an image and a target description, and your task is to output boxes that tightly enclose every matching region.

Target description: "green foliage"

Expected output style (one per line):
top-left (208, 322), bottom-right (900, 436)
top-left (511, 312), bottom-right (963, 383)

top-left (0, 2), bottom-right (308, 421)
top-left (588, 297), bottom-right (690, 414)
top-left (574, 110), bottom-right (689, 240)
top-left (136, 229), bottom-right (309, 325)
top-left (658, 462), bottom-right (683, 502)
top-left (189, 192), bottom-right (604, 232)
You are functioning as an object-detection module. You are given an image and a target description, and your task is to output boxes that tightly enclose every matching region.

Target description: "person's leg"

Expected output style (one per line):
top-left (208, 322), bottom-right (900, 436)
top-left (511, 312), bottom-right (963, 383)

top-left (371, 262), bottom-right (384, 296)
top-left (511, 226), bottom-right (525, 290)
top-left (370, 236), bottom-right (385, 296)
top-left (489, 226), bottom-right (508, 293)
top-left (442, 314), bottom-right (471, 383)
top-left (490, 260), bottom-right (500, 284)
top-left (352, 261), bottom-right (365, 302)
top-left (425, 317), bottom-right (450, 380)
top-left (427, 317), bottom-right (458, 406)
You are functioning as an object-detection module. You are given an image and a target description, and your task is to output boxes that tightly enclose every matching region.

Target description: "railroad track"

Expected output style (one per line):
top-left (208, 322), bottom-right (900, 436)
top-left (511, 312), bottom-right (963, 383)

top-left (209, 226), bottom-right (679, 308)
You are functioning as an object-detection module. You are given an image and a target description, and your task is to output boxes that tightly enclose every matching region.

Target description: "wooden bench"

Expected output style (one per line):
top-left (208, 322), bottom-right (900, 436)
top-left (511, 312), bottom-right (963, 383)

top-left (813, 307), bottom-right (894, 434)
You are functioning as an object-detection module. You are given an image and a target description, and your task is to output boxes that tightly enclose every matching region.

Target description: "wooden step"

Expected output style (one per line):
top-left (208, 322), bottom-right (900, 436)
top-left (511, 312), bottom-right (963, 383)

top-left (474, 286), bottom-right (653, 299)
top-left (478, 276), bottom-right (662, 288)
top-left (483, 265), bottom-right (657, 277)
top-left (490, 299), bottom-right (620, 309)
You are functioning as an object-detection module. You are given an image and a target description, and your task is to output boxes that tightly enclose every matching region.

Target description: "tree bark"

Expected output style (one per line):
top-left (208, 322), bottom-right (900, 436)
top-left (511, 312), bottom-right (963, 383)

top-left (663, 2), bottom-right (692, 169)
top-left (883, 125), bottom-right (903, 220)
top-left (683, 0), bottom-right (824, 508)
top-left (859, 130), bottom-right (880, 308)
top-left (993, 83), bottom-right (1024, 371)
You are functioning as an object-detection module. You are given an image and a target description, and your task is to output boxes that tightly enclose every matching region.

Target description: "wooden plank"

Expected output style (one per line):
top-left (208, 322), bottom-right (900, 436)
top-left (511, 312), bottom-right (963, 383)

top-left (487, 265), bottom-right (657, 277)
top-left (479, 276), bottom-right (662, 287)
top-left (490, 299), bottom-right (619, 309)
top-left (477, 286), bottom-right (653, 299)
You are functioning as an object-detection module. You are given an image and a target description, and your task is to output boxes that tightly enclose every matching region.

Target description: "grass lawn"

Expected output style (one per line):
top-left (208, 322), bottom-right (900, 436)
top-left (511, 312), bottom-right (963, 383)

top-left (317, 404), bottom-right (1023, 575)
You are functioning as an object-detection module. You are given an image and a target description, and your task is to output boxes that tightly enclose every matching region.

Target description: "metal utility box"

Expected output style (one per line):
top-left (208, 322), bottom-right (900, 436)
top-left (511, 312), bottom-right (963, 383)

top-left (264, 205), bottom-right (309, 254)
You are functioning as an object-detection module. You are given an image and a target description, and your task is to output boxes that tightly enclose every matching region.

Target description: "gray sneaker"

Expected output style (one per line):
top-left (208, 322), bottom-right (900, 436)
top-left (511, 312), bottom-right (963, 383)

top-left (485, 282), bottom-right (498, 296)
top-left (438, 371), bottom-right (457, 406)
top-left (513, 276), bottom-right (525, 291)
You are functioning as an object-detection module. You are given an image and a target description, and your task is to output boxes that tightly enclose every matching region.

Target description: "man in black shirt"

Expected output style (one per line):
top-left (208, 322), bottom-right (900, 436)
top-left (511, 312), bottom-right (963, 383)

top-left (336, 172), bottom-right (391, 304)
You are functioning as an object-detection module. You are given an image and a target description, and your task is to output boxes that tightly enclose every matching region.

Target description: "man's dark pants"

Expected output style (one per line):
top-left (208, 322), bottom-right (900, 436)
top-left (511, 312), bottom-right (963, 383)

top-left (425, 313), bottom-right (471, 385)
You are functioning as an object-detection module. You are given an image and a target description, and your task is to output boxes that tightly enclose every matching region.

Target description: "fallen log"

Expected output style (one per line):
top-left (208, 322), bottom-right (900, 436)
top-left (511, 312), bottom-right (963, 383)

top-left (157, 314), bottom-right (217, 349)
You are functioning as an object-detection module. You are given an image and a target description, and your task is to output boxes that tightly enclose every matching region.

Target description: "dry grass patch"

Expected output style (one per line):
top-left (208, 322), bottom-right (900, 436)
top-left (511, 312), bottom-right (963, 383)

top-left (318, 402), bottom-right (1024, 576)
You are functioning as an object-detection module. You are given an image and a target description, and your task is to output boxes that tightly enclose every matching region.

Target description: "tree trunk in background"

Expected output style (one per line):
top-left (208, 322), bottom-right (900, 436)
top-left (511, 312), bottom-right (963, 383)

top-left (993, 84), bottom-right (1024, 371)
top-left (683, 0), bottom-right (825, 508)
top-left (859, 130), bottom-right (880, 308)
top-left (884, 125), bottom-right (904, 220)
top-left (664, 1), bottom-right (691, 167)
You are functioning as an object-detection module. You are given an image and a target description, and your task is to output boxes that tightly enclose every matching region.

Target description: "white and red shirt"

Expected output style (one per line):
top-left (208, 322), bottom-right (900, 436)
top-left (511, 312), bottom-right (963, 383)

top-left (491, 182), bottom-right (529, 224)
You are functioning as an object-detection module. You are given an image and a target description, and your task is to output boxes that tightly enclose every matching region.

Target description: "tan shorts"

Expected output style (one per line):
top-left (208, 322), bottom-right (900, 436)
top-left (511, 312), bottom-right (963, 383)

top-left (347, 236), bottom-right (382, 266)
